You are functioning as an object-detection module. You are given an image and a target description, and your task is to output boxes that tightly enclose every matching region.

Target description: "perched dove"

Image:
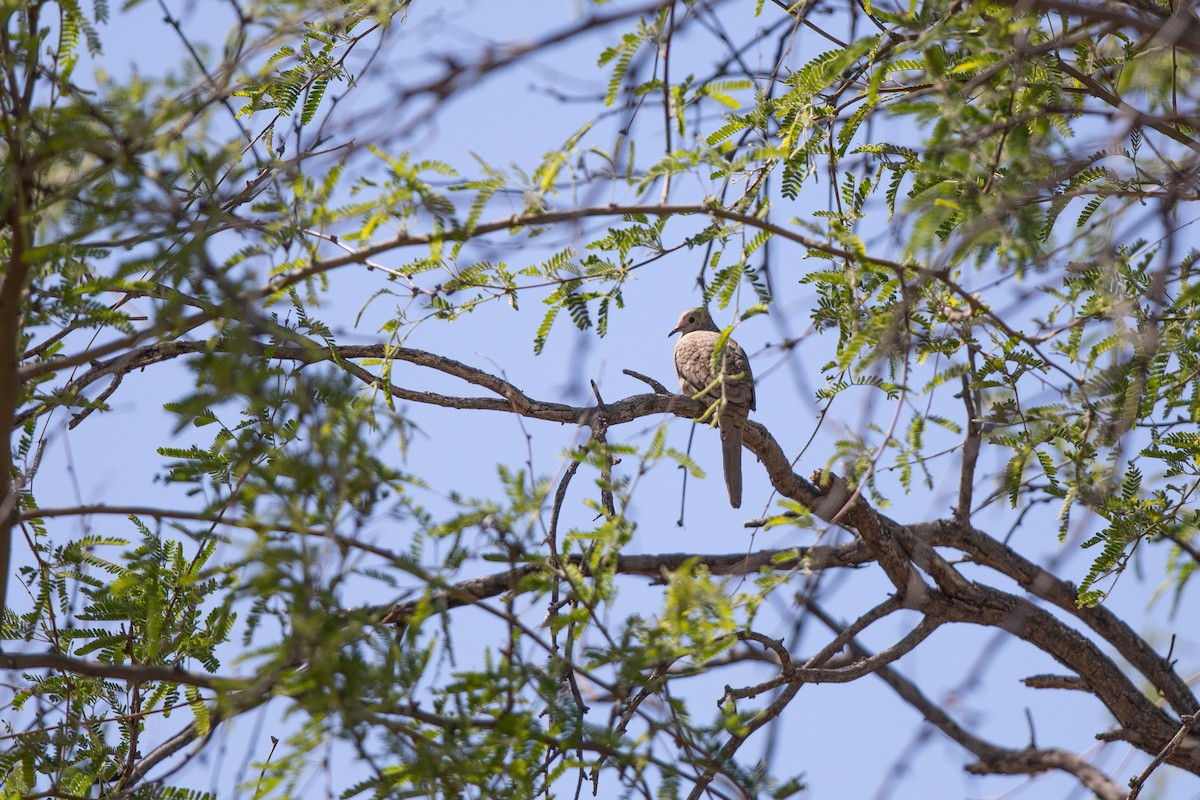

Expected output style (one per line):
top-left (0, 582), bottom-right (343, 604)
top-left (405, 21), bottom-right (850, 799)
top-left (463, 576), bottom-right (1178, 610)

top-left (669, 307), bottom-right (756, 508)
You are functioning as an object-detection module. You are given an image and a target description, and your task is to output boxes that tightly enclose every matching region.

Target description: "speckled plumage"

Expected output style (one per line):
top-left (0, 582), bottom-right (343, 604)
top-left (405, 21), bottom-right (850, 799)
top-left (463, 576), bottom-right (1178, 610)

top-left (669, 307), bottom-right (756, 508)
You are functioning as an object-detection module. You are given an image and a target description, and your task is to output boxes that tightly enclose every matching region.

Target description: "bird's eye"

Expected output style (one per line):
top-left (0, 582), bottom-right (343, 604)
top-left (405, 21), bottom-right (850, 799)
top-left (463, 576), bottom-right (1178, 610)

top-left (688, 315), bottom-right (695, 323)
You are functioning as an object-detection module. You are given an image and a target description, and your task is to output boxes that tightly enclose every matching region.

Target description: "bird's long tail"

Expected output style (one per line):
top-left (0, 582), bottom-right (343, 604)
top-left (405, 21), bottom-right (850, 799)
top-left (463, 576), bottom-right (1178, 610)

top-left (720, 417), bottom-right (743, 509)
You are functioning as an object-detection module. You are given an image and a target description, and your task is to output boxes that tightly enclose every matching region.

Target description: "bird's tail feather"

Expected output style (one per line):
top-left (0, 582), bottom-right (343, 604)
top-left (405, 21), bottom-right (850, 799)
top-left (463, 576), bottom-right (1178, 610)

top-left (720, 419), bottom-right (743, 509)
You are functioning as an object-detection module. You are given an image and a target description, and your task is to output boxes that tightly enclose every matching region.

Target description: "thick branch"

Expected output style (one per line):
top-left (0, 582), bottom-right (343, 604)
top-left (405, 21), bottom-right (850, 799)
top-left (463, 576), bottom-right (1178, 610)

top-left (806, 602), bottom-right (1126, 800)
top-left (920, 586), bottom-right (1197, 770)
top-left (924, 519), bottom-right (1200, 718)
top-left (811, 471), bottom-right (929, 598)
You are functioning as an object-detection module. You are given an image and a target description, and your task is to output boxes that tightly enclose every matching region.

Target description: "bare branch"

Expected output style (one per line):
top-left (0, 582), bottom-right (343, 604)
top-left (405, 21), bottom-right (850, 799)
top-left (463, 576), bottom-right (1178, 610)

top-left (725, 613), bottom-right (943, 701)
top-left (1127, 713), bottom-right (1200, 799)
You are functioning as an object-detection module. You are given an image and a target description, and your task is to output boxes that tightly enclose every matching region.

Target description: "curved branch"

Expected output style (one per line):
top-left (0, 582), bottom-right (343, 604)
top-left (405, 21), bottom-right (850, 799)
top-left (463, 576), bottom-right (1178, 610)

top-left (20, 337), bottom-right (847, 524)
top-left (726, 615), bottom-right (943, 700)
top-left (921, 585), bottom-right (1198, 771)
top-left (805, 601), bottom-right (1127, 800)
top-left (923, 519), bottom-right (1200, 718)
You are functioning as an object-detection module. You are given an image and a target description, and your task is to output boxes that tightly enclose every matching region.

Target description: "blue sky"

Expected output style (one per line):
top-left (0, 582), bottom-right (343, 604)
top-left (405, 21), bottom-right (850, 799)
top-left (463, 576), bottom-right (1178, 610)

top-left (9, 1), bottom-right (1200, 798)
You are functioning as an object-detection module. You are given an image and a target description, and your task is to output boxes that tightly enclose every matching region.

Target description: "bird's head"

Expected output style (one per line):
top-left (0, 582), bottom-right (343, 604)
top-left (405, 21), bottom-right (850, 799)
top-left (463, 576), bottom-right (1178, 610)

top-left (669, 307), bottom-right (718, 336)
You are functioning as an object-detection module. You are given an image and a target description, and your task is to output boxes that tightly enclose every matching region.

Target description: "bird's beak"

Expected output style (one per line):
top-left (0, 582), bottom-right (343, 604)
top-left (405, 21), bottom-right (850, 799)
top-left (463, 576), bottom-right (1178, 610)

top-left (668, 325), bottom-right (680, 337)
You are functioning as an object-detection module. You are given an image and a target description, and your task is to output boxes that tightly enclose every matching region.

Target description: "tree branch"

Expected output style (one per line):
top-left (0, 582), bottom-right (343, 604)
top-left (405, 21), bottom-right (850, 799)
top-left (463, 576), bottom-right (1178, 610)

top-left (919, 584), bottom-right (1197, 770)
top-left (805, 601), bottom-right (1127, 800)
top-left (1055, 57), bottom-right (1200, 157)
top-left (1127, 713), bottom-right (1200, 799)
top-left (725, 614), bottom-right (943, 700)
top-left (0, 649), bottom-right (240, 690)
top-left (377, 542), bottom-right (872, 625)
top-left (956, 370), bottom-right (981, 523)
top-left (17, 312), bottom-right (1200, 787)
top-left (931, 520), bottom-right (1200, 718)
top-left (997, 0), bottom-right (1200, 53)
